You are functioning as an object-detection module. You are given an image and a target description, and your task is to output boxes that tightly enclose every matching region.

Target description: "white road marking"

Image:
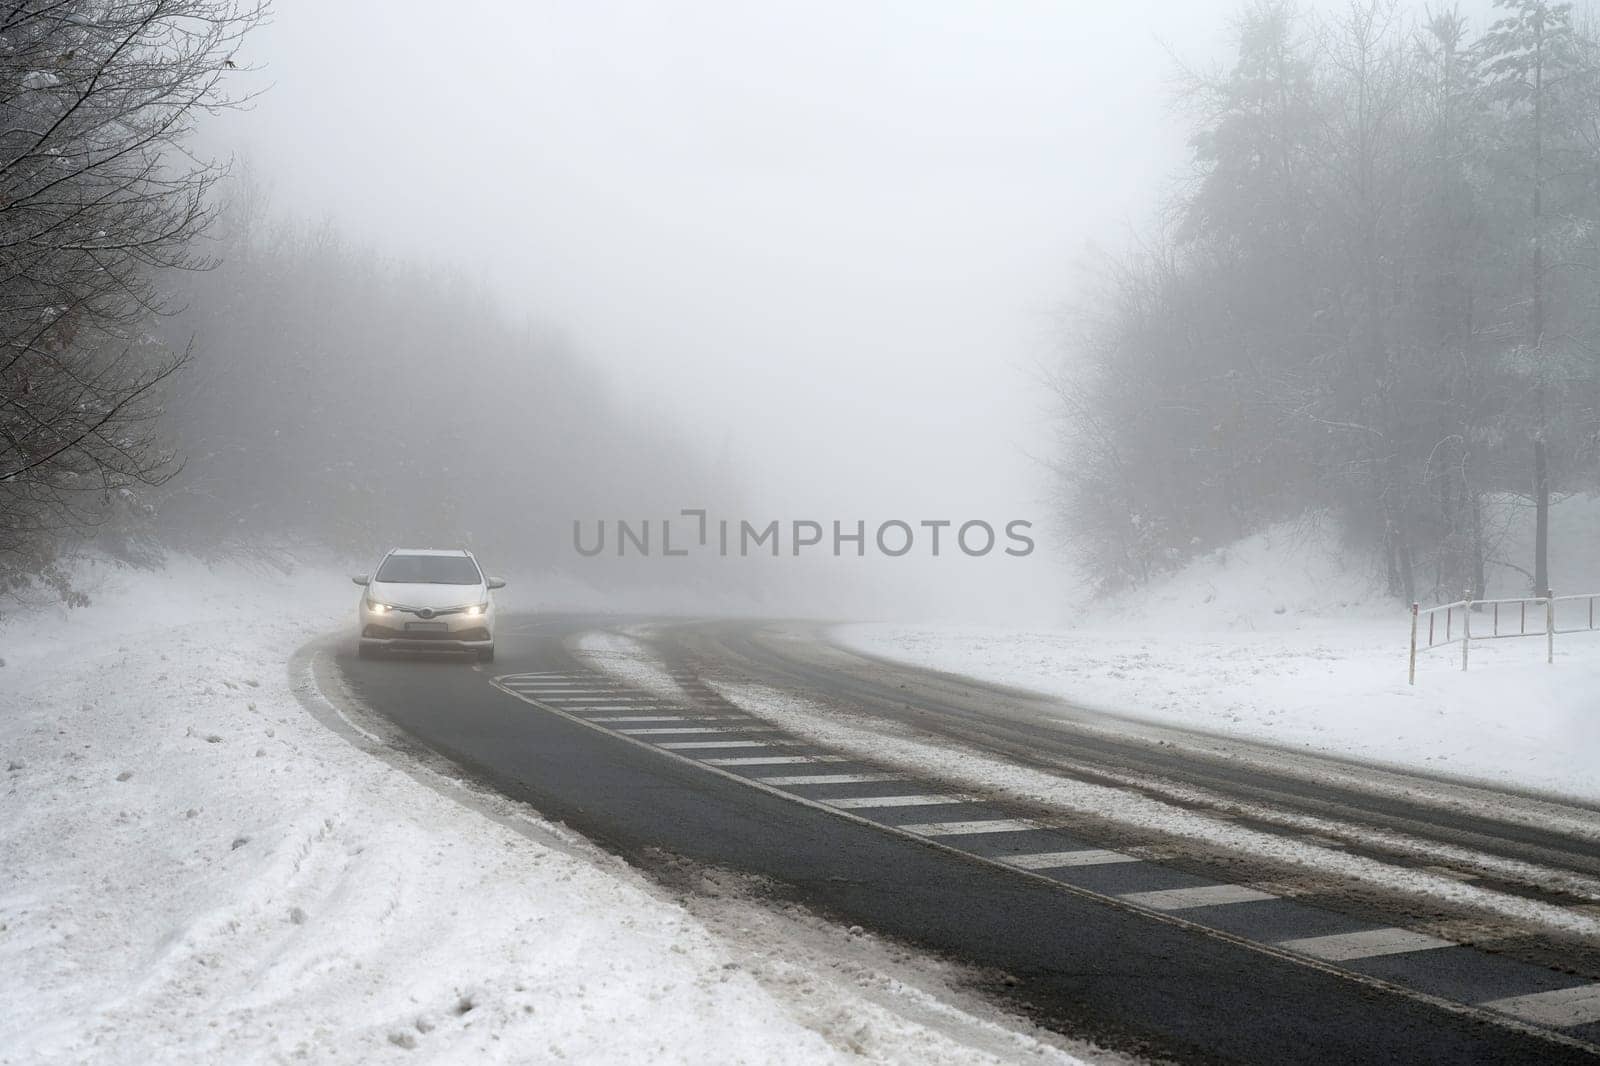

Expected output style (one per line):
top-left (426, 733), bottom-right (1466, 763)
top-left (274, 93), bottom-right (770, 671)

top-left (563, 701), bottom-right (662, 710)
top-left (526, 688), bottom-right (643, 693)
top-left (504, 686), bottom-right (631, 694)
top-left (702, 755), bottom-right (848, 766)
top-left (507, 681), bottom-right (623, 686)
top-left (1005, 849), bottom-right (1139, 870)
top-left (1278, 928), bottom-right (1455, 961)
top-left (757, 773), bottom-right (905, 786)
top-left (560, 705), bottom-right (668, 713)
top-left (826, 794), bottom-right (966, 809)
top-left (1480, 983), bottom-right (1600, 1029)
top-left (510, 693), bottom-right (658, 704)
top-left (501, 683), bottom-right (634, 691)
top-left (901, 819), bottom-right (1041, 836)
top-left (1121, 885), bottom-right (1277, 911)
top-left (618, 726), bottom-right (776, 736)
top-left (490, 668), bottom-right (1587, 1036)
top-left (587, 715), bottom-right (719, 723)
top-left (563, 705), bottom-right (673, 713)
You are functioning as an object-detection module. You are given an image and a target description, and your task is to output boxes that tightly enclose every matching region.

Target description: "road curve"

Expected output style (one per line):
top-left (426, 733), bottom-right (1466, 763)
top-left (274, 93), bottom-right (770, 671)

top-left (325, 611), bottom-right (1600, 1064)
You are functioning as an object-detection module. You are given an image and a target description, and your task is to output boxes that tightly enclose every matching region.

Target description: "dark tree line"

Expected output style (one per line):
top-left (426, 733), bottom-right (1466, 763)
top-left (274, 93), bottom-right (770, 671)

top-left (1058, 0), bottom-right (1600, 603)
top-left (0, 2), bottom-right (723, 602)
top-left (148, 182), bottom-right (721, 583)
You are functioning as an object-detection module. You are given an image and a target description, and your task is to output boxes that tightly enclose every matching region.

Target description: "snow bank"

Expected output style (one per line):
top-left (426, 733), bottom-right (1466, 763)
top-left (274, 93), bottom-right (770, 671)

top-left (0, 556), bottom-right (1096, 1065)
top-left (1086, 519), bottom-right (1391, 631)
top-left (839, 499), bottom-right (1600, 801)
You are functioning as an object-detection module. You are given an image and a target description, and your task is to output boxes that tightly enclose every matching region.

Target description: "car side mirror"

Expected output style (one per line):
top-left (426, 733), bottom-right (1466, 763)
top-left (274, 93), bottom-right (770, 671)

top-left (486, 577), bottom-right (506, 590)
top-left (351, 574), bottom-right (370, 586)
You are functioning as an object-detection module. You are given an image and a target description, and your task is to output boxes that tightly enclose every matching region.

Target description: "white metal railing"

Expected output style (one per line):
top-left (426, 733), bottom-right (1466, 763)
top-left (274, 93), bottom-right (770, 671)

top-left (1409, 589), bottom-right (1600, 683)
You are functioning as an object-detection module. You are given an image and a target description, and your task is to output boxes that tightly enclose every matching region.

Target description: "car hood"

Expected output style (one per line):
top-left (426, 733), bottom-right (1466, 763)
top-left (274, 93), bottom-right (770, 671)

top-left (368, 581), bottom-right (485, 610)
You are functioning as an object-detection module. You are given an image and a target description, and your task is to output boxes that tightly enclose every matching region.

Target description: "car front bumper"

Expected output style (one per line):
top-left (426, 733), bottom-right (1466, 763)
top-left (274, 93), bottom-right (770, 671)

top-left (359, 618), bottom-right (493, 652)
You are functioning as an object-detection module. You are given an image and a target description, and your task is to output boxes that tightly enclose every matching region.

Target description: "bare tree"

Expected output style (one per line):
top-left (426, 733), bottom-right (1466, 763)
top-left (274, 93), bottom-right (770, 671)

top-left (0, 0), bottom-right (264, 592)
top-left (1481, 0), bottom-right (1587, 594)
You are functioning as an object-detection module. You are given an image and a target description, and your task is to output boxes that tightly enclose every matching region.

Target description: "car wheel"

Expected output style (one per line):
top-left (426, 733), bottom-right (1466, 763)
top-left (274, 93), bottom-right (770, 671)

top-left (358, 644), bottom-right (378, 660)
top-left (477, 646), bottom-right (495, 663)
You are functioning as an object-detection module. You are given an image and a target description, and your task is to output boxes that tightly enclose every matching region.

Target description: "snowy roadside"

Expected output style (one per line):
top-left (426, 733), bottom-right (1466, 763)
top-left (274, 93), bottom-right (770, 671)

top-left (834, 521), bottom-right (1600, 803)
top-left (0, 557), bottom-right (1101, 1065)
top-left (835, 621), bottom-right (1600, 802)
top-left (572, 631), bottom-right (1600, 936)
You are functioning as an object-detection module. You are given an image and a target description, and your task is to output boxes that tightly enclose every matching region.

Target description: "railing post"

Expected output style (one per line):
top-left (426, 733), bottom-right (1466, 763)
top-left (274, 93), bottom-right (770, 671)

top-left (1547, 589), bottom-right (1555, 665)
top-left (1462, 588), bottom-right (1472, 671)
top-left (1409, 602), bottom-right (1419, 685)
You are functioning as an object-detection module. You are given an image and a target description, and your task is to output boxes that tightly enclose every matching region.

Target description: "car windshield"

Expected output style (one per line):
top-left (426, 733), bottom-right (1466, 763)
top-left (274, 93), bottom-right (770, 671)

top-left (375, 554), bottom-right (482, 585)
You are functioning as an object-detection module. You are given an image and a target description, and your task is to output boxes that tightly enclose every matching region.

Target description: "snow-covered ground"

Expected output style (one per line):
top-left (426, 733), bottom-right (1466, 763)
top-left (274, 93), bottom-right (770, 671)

top-left (838, 506), bottom-right (1600, 802)
top-left (0, 556), bottom-right (1101, 1065)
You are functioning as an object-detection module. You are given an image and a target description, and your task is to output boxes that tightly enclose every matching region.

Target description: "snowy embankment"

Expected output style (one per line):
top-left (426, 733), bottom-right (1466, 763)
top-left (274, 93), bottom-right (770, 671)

top-left (0, 556), bottom-right (1097, 1065)
top-left (839, 504), bottom-right (1600, 803)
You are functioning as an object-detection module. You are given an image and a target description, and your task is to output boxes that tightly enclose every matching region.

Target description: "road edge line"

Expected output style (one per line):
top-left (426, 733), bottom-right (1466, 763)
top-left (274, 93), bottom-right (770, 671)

top-left (492, 667), bottom-right (1600, 1055)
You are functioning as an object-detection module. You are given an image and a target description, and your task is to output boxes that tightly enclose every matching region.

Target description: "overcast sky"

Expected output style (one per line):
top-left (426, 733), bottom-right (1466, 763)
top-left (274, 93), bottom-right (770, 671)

top-left (222, 2), bottom-right (1246, 619)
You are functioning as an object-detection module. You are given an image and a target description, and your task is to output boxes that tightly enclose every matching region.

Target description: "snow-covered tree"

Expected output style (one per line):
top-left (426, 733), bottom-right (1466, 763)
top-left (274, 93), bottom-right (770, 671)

top-left (0, 0), bottom-right (263, 595)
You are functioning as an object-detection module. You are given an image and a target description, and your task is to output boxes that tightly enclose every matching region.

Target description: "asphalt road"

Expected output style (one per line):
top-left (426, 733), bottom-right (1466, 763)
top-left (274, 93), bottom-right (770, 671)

top-left (329, 612), bottom-right (1600, 1064)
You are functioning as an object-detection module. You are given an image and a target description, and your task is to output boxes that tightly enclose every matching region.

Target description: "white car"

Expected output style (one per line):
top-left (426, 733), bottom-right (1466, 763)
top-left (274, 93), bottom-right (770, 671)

top-left (352, 548), bottom-right (504, 661)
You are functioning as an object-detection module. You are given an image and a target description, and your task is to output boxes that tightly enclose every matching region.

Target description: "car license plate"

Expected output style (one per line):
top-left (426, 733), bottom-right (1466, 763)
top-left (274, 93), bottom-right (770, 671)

top-left (405, 621), bottom-right (447, 632)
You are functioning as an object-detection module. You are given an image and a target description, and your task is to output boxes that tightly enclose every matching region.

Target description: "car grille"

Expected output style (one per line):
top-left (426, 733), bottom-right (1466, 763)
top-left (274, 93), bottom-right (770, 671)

top-left (385, 605), bottom-right (472, 618)
top-left (363, 624), bottom-right (490, 642)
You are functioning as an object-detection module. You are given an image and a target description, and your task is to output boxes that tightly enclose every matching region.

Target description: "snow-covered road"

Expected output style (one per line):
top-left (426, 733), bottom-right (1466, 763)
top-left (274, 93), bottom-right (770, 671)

top-left (563, 620), bottom-right (1600, 1058)
top-left (0, 558), bottom-right (1096, 1065)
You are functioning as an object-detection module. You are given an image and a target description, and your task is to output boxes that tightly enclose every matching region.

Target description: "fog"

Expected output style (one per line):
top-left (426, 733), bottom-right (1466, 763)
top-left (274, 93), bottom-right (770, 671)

top-left (213, 1), bottom-right (1234, 621)
top-left (35, 0), bottom-right (1525, 625)
top-left (7, 0), bottom-right (1556, 622)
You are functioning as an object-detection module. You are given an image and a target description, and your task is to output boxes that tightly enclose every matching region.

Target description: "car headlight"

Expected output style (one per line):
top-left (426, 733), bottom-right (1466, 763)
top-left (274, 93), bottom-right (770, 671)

top-left (463, 602), bottom-right (486, 617)
top-left (366, 599), bottom-right (392, 614)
